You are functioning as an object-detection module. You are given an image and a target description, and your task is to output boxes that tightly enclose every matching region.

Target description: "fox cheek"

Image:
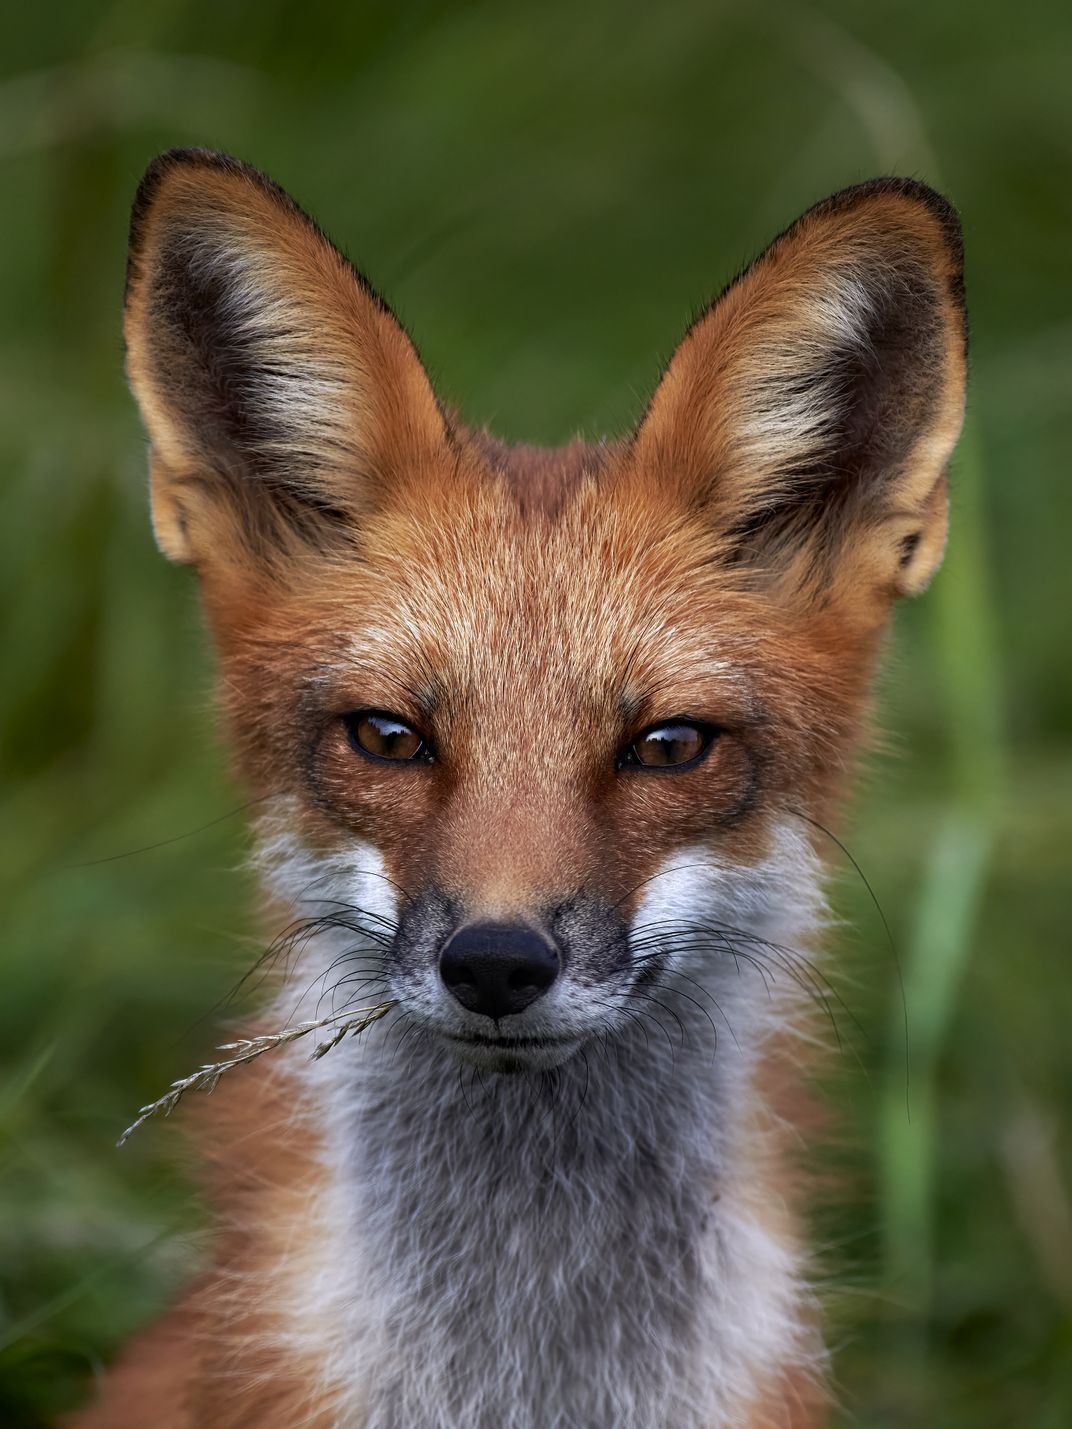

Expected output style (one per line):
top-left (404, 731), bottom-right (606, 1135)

top-left (546, 898), bottom-right (632, 986)
top-left (390, 887), bottom-right (459, 991)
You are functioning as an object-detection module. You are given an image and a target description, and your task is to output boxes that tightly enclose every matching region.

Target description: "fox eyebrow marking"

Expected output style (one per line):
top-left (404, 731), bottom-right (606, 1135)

top-left (410, 678), bottom-right (440, 719)
top-left (619, 690), bottom-right (645, 724)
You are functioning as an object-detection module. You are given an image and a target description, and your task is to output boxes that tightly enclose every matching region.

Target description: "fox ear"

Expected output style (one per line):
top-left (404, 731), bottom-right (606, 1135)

top-left (124, 149), bottom-right (449, 567)
top-left (632, 179), bottom-right (966, 607)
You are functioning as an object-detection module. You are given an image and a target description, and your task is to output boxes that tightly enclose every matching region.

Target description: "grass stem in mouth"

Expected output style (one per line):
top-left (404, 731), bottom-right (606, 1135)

top-left (117, 1001), bottom-right (397, 1146)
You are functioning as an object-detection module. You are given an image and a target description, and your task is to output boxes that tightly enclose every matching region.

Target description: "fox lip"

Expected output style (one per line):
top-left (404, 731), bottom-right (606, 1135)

top-left (445, 1032), bottom-right (576, 1050)
top-left (441, 1028), bottom-right (582, 1071)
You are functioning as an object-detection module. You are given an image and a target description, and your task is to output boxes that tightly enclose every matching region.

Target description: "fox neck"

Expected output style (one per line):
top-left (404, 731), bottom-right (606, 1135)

top-left (263, 824), bottom-right (824, 1428)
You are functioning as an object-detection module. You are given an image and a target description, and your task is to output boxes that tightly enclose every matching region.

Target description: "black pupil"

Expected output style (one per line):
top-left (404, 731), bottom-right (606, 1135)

top-left (635, 723), bottom-right (705, 767)
top-left (352, 713), bottom-right (422, 760)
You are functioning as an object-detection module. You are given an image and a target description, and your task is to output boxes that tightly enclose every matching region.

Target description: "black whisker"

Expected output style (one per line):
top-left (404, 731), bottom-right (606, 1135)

top-left (787, 806), bottom-right (908, 1109)
top-left (64, 794), bottom-right (275, 870)
top-left (611, 861), bottom-right (726, 913)
top-left (625, 916), bottom-right (861, 1055)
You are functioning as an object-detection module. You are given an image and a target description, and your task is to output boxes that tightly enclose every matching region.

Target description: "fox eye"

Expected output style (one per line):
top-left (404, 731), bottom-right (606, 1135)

top-left (623, 720), bottom-right (714, 770)
top-left (344, 710), bottom-right (428, 763)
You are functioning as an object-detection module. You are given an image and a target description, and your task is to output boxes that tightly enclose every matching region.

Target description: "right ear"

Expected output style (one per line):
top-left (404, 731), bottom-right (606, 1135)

top-left (124, 149), bottom-right (450, 567)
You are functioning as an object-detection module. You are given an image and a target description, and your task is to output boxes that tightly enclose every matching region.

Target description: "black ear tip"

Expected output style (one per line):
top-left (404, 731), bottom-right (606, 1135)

top-left (126, 150), bottom-right (293, 306)
top-left (812, 175), bottom-right (964, 264)
top-left (128, 150), bottom-right (233, 293)
top-left (133, 146), bottom-right (258, 196)
top-left (130, 150), bottom-right (261, 238)
top-left (128, 147), bottom-right (293, 241)
top-left (132, 148), bottom-right (228, 218)
top-left (795, 176), bottom-right (965, 338)
top-left (125, 148), bottom-right (394, 327)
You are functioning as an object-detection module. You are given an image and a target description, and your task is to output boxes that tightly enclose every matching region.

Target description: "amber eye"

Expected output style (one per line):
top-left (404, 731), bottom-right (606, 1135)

top-left (343, 710), bottom-right (428, 763)
top-left (624, 720), bottom-right (714, 770)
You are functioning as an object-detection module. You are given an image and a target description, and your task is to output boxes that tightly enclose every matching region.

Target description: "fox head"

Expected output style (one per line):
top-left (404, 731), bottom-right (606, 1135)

top-left (124, 150), bottom-right (965, 1072)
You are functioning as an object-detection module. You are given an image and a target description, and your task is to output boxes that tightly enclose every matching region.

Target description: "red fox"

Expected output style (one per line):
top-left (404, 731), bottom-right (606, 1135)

top-left (74, 149), bottom-right (966, 1428)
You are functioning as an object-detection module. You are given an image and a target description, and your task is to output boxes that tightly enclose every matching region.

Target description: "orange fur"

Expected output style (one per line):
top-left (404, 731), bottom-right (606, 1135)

top-left (71, 151), bottom-right (966, 1427)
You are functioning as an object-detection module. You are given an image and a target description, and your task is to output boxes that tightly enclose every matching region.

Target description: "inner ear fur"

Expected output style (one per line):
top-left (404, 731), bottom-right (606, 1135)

top-left (631, 178), bottom-right (967, 605)
top-left (124, 148), bottom-right (450, 567)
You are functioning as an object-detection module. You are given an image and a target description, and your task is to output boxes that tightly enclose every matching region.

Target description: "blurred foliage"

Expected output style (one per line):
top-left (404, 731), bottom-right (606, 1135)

top-left (1, 1), bottom-right (1070, 1424)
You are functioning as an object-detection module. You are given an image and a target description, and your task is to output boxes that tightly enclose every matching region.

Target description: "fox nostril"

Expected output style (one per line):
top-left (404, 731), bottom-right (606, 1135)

top-left (439, 921), bottom-right (560, 1021)
top-left (508, 966), bottom-right (550, 994)
top-left (446, 965), bottom-right (478, 991)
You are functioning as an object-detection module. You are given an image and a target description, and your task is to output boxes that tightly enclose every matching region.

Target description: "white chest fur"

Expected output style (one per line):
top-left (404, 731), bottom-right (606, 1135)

top-left (259, 825), bottom-right (822, 1428)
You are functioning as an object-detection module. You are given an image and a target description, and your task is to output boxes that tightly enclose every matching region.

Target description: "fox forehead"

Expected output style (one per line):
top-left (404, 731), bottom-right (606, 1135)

top-left (225, 452), bottom-right (793, 736)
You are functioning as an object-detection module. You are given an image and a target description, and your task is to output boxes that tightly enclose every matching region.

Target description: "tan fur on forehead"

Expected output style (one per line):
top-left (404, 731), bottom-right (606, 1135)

top-left (464, 429), bottom-right (615, 513)
top-left (214, 447), bottom-right (876, 714)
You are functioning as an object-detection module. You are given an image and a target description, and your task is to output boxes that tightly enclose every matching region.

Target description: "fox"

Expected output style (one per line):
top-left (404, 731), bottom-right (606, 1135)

top-left (72, 148), bottom-right (966, 1429)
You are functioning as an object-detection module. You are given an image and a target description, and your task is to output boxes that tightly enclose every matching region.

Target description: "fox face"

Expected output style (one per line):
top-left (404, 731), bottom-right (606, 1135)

top-left (123, 151), bottom-right (965, 1076)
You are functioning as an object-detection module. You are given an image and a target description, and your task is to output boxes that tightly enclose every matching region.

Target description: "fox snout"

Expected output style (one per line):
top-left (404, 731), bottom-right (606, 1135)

top-left (388, 887), bottom-right (633, 1066)
top-left (439, 922), bottom-right (560, 1020)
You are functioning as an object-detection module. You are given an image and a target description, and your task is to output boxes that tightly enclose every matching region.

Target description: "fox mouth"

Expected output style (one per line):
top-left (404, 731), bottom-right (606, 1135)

top-left (443, 1029), bottom-right (580, 1071)
top-left (447, 1032), bottom-right (573, 1048)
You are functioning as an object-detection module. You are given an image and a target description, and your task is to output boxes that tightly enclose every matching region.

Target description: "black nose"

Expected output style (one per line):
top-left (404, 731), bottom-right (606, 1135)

top-left (439, 921), bottom-right (560, 1020)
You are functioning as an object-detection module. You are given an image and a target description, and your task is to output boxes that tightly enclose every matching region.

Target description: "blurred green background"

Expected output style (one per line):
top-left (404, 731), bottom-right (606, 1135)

top-left (1, 1), bottom-right (1070, 1423)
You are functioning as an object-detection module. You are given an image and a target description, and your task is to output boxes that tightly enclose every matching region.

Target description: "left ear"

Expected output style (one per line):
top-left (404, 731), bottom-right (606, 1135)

top-left (123, 148), bottom-right (451, 572)
top-left (631, 179), bottom-right (966, 606)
